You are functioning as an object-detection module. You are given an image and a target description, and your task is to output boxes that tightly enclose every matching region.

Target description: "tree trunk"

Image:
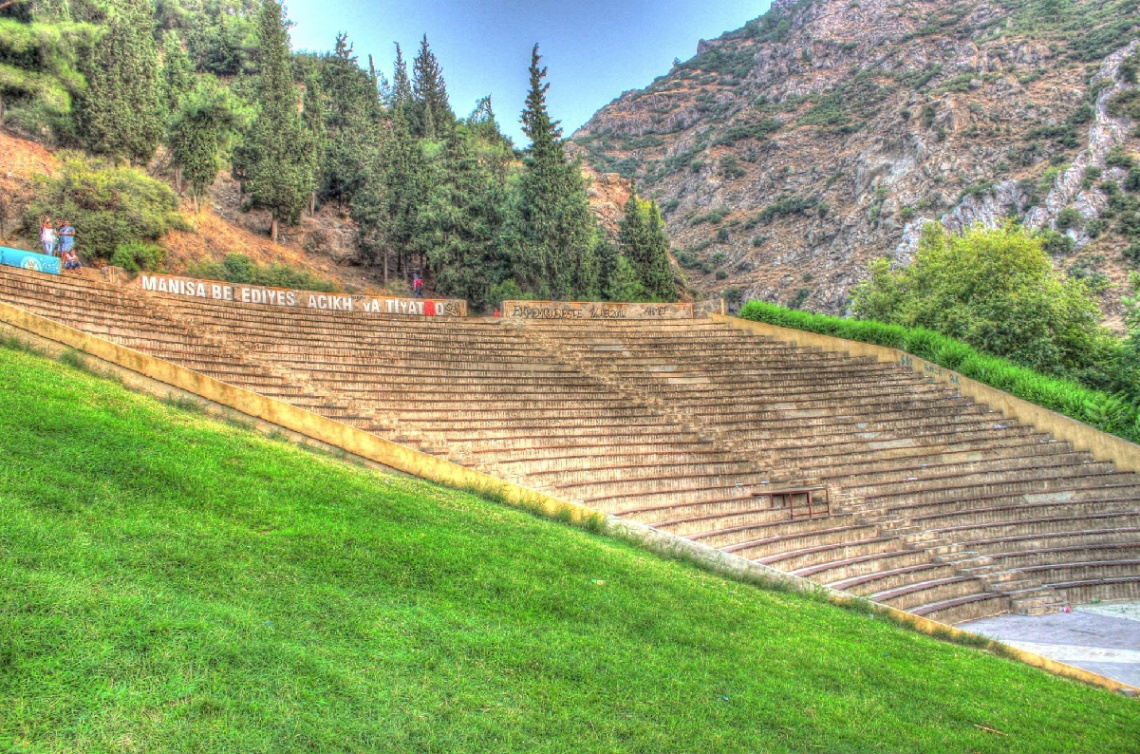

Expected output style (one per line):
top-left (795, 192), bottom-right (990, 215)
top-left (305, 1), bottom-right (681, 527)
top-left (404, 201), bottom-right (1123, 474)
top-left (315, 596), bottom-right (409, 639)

top-left (174, 166), bottom-right (183, 195)
top-left (270, 217), bottom-right (279, 244)
top-left (192, 194), bottom-right (199, 213)
top-left (310, 191), bottom-right (316, 215)
top-left (383, 248), bottom-right (389, 284)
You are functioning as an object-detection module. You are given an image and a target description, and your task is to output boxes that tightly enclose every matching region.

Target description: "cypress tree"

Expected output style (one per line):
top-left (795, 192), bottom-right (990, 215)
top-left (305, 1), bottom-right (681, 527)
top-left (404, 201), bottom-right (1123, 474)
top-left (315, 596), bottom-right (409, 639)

top-left (161, 30), bottom-right (194, 115)
top-left (391, 42), bottom-right (412, 114)
top-left (411, 34), bottom-right (452, 139)
top-left (81, 0), bottom-right (164, 164)
top-left (641, 200), bottom-right (677, 300)
top-left (169, 76), bottom-right (242, 211)
top-left (382, 108), bottom-right (433, 282)
top-left (618, 188), bottom-right (676, 301)
top-left (245, 0), bottom-right (313, 243)
top-left (302, 70), bottom-right (326, 214)
top-left (316, 33), bottom-right (379, 205)
top-left (513, 44), bottom-right (598, 299)
top-left (421, 125), bottom-right (510, 310)
top-left (162, 30), bottom-right (195, 193)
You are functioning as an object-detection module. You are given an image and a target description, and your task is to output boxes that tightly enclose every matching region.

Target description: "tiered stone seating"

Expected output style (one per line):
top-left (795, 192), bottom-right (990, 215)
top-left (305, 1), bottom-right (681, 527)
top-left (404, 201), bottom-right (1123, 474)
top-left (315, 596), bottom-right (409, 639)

top-left (517, 319), bottom-right (1140, 623)
top-left (4, 265), bottom-right (1138, 624)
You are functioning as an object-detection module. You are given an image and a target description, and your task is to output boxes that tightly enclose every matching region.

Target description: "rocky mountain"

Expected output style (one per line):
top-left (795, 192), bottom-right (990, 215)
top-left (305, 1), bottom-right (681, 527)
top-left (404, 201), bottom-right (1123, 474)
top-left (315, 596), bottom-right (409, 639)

top-left (573, 0), bottom-right (1140, 316)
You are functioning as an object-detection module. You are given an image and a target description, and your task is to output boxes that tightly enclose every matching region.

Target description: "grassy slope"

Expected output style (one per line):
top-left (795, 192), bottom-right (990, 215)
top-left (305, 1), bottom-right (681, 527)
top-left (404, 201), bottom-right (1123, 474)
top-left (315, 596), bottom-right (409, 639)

top-left (0, 345), bottom-right (1137, 753)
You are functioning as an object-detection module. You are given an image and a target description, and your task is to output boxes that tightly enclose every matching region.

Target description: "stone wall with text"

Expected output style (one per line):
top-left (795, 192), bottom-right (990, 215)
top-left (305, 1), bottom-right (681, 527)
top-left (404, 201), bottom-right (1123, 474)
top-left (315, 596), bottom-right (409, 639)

top-left (501, 300), bottom-right (695, 320)
top-left (139, 274), bottom-right (466, 317)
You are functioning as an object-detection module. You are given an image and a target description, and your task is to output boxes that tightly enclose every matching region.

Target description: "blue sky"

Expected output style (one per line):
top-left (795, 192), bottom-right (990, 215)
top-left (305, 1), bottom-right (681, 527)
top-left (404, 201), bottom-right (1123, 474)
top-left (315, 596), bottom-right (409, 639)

top-left (287, 0), bottom-right (771, 145)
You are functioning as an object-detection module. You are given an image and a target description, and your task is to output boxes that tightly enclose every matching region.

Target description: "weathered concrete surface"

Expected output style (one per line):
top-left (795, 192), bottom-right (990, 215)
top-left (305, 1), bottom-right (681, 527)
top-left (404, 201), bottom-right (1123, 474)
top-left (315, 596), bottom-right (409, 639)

top-left (963, 603), bottom-right (1140, 689)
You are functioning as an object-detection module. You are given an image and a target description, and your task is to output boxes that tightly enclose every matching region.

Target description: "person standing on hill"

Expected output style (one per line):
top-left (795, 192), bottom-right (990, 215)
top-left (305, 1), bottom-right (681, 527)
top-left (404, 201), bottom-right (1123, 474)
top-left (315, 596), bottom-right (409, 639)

top-left (413, 274), bottom-right (424, 298)
top-left (40, 217), bottom-right (56, 256)
top-left (58, 220), bottom-right (75, 260)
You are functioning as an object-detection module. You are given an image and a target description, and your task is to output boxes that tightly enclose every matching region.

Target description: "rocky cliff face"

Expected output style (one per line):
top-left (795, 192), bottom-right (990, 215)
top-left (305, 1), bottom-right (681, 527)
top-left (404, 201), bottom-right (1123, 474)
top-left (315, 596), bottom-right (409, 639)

top-left (573, 0), bottom-right (1140, 315)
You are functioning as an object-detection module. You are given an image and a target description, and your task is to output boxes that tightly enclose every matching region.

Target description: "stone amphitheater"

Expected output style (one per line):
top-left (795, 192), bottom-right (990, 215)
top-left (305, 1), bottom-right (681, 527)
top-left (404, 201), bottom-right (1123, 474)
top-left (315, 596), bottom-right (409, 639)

top-left (3, 265), bottom-right (1140, 626)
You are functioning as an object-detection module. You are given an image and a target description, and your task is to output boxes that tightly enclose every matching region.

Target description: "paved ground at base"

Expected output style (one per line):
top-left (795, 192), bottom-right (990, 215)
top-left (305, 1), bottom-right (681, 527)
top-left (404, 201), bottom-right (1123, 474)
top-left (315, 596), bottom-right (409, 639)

top-left (962, 603), bottom-right (1140, 688)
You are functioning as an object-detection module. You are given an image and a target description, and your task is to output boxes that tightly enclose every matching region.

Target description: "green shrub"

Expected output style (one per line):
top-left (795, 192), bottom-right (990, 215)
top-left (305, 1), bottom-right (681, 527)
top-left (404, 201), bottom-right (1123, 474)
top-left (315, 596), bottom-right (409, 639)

top-left (850, 223), bottom-right (1113, 381)
top-left (738, 300), bottom-right (1140, 444)
top-left (1108, 89), bottom-right (1140, 120)
top-left (185, 254), bottom-right (339, 292)
top-left (721, 287), bottom-right (743, 305)
top-left (715, 270), bottom-right (728, 280)
top-left (1056, 206), bottom-right (1083, 231)
top-left (1106, 146), bottom-right (1137, 170)
top-left (754, 195), bottom-right (819, 225)
top-left (23, 153), bottom-right (185, 261)
top-left (690, 208), bottom-right (730, 226)
top-left (713, 118), bottom-right (783, 146)
top-left (110, 242), bottom-right (165, 273)
top-left (1125, 169), bottom-right (1140, 193)
top-left (1087, 217), bottom-right (1110, 238)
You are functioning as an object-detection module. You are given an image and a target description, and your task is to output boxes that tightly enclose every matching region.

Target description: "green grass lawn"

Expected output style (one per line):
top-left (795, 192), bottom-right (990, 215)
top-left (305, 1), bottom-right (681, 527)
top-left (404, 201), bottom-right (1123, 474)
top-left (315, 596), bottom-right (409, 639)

top-left (1, 344), bottom-right (1138, 753)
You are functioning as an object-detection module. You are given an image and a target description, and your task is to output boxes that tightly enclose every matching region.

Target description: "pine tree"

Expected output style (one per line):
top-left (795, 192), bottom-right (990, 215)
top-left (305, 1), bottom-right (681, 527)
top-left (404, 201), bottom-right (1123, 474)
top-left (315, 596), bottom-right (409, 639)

top-left (245, 0), bottom-right (313, 242)
top-left (81, 0), bottom-right (164, 164)
top-left (162, 30), bottom-right (195, 194)
top-left (302, 70), bottom-right (326, 214)
top-left (161, 30), bottom-right (194, 115)
top-left (315, 34), bottom-right (382, 206)
top-left (512, 44), bottom-right (598, 299)
top-left (467, 95), bottom-right (513, 150)
top-left (618, 188), bottom-right (677, 301)
top-left (391, 42), bottom-right (412, 114)
top-left (641, 201), bottom-right (677, 300)
top-left (170, 76), bottom-right (243, 211)
top-left (411, 34), bottom-right (452, 140)
top-left (380, 108), bottom-right (433, 282)
top-left (421, 125), bottom-right (510, 310)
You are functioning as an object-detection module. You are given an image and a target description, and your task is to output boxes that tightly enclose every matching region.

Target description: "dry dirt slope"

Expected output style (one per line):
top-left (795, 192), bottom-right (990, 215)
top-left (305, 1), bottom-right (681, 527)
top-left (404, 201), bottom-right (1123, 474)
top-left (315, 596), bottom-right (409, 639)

top-left (0, 128), bottom-right (385, 292)
top-left (573, 0), bottom-right (1140, 315)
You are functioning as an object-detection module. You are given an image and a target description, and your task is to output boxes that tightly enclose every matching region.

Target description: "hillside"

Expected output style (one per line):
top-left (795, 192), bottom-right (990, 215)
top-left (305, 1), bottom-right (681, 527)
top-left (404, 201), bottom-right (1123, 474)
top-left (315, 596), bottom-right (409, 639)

top-left (573, 0), bottom-right (1140, 314)
top-left (1, 342), bottom-right (1139, 751)
top-left (0, 128), bottom-right (386, 292)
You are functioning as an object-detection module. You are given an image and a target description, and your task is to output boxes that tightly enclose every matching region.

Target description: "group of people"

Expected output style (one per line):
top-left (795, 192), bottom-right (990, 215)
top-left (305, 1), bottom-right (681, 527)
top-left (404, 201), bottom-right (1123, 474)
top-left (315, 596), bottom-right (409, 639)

top-left (39, 217), bottom-right (81, 270)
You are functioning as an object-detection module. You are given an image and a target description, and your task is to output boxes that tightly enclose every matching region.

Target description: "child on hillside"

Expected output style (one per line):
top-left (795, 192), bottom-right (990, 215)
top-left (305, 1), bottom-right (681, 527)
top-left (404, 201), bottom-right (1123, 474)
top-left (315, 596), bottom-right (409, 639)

top-left (62, 248), bottom-right (81, 270)
top-left (413, 274), bottom-right (424, 298)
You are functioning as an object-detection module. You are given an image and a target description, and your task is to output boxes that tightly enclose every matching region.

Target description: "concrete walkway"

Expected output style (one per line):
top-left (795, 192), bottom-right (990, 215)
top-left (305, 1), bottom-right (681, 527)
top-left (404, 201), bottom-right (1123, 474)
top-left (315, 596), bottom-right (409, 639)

top-left (962, 603), bottom-right (1140, 688)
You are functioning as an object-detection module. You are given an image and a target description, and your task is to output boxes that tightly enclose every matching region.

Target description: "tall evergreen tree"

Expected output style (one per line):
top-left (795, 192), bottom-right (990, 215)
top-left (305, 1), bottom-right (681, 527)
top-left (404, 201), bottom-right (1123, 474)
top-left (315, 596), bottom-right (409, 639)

top-left (245, 0), bottom-right (313, 242)
top-left (161, 30), bottom-right (194, 115)
top-left (380, 108), bottom-right (432, 282)
top-left (169, 76), bottom-right (243, 211)
top-left (302, 70), bottom-right (326, 214)
top-left (81, 0), bottom-right (164, 164)
top-left (467, 95), bottom-right (513, 150)
top-left (411, 34), bottom-right (452, 139)
top-left (316, 33), bottom-right (379, 205)
top-left (390, 42), bottom-right (412, 114)
top-left (511, 44), bottom-right (598, 299)
top-left (421, 126), bottom-right (510, 310)
top-left (618, 188), bottom-right (676, 301)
